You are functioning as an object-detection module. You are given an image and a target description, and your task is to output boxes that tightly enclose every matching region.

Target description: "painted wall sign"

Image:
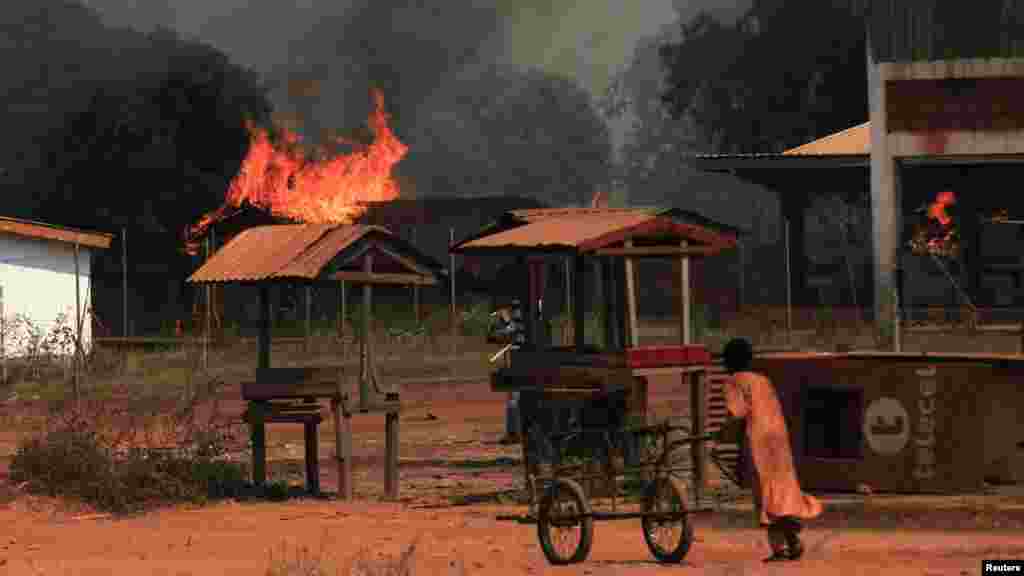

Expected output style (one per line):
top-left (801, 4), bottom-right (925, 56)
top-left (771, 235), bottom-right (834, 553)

top-left (886, 78), bottom-right (1024, 133)
top-left (913, 366), bottom-right (938, 481)
top-left (863, 397), bottom-right (911, 455)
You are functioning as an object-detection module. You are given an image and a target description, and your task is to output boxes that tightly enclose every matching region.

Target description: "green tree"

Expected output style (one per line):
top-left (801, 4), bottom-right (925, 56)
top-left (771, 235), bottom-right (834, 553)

top-left (35, 25), bottom-right (272, 237)
top-left (659, 2), bottom-right (868, 154)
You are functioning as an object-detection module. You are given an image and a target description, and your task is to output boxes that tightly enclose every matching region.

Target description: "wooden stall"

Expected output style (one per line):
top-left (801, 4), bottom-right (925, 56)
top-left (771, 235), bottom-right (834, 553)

top-left (451, 207), bottom-right (738, 507)
top-left (187, 224), bottom-right (443, 500)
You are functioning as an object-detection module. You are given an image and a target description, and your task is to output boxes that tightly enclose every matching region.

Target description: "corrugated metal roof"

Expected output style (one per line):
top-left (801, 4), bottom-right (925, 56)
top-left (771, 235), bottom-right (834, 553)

top-left (0, 216), bottom-right (113, 249)
top-left (861, 1), bottom-right (1024, 63)
top-left (452, 209), bottom-right (735, 254)
top-left (187, 224), bottom-right (384, 283)
top-left (783, 122), bottom-right (871, 156)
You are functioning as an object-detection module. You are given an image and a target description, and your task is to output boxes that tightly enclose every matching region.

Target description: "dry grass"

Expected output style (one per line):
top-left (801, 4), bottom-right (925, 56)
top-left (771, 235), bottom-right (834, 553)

top-left (265, 537), bottom-right (421, 576)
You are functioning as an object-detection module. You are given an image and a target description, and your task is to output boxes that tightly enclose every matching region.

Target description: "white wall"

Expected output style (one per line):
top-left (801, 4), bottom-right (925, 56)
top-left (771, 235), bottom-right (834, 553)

top-left (0, 234), bottom-right (94, 358)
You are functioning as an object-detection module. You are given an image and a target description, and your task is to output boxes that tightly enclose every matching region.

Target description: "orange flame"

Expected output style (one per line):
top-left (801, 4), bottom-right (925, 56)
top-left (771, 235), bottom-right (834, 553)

top-left (923, 190), bottom-right (957, 256)
top-left (927, 190), bottom-right (956, 226)
top-left (186, 88), bottom-right (406, 253)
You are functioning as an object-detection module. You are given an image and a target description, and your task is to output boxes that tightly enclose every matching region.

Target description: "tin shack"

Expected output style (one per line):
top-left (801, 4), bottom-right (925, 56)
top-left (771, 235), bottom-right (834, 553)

top-left (748, 351), bottom-right (1024, 493)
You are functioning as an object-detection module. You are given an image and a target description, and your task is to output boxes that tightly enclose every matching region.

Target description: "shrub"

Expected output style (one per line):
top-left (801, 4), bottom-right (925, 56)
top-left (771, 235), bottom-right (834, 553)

top-left (458, 300), bottom-right (491, 338)
top-left (8, 410), bottom-right (250, 513)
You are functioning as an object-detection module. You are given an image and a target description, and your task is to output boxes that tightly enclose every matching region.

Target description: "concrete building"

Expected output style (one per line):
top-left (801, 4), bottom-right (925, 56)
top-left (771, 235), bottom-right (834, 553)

top-left (0, 217), bottom-right (112, 356)
top-left (696, 4), bottom-right (1024, 336)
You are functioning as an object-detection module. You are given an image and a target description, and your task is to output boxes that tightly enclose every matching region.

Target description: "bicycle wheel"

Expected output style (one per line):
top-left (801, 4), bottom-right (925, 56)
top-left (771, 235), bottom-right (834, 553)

top-left (537, 478), bottom-right (593, 565)
top-left (641, 476), bottom-right (694, 563)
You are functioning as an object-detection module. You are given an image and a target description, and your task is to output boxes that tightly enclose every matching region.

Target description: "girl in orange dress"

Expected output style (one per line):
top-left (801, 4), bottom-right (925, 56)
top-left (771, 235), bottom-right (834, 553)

top-left (721, 338), bottom-right (823, 562)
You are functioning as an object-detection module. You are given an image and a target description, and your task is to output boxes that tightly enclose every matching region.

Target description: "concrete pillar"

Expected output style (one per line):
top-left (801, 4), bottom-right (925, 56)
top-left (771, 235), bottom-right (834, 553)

top-left (868, 39), bottom-right (900, 331)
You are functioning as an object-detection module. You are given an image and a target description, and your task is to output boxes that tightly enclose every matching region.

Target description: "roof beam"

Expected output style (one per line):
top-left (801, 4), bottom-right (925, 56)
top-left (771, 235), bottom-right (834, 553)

top-left (329, 271), bottom-right (437, 285)
top-left (592, 245), bottom-right (722, 258)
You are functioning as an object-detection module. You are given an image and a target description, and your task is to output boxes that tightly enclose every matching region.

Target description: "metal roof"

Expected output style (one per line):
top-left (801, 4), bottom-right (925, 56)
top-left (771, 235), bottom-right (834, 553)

top-left (690, 121), bottom-right (872, 172)
top-left (0, 216), bottom-right (113, 250)
top-left (783, 122), bottom-right (870, 156)
top-left (451, 208), bottom-right (736, 255)
top-left (859, 0), bottom-right (1024, 63)
top-left (187, 224), bottom-right (444, 284)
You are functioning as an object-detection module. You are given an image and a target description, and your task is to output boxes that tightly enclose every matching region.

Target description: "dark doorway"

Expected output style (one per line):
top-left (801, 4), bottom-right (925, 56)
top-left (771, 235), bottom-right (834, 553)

top-left (803, 387), bottom-right (864, 459)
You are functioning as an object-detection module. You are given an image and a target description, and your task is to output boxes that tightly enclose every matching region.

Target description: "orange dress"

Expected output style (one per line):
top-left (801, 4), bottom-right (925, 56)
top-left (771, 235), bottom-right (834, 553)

top-left (724, 371), bottom-right (823, 526)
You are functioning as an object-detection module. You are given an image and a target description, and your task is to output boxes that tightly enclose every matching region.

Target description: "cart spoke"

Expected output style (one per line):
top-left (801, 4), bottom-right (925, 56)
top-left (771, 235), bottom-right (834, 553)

top-left (550, 492), bottom-right (582, 558)
top-left (642, 476), bottom-right (694, 563)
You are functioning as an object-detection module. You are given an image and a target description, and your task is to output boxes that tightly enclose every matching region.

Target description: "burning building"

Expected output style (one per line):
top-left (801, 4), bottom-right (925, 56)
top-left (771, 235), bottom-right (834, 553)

top-left (184, 89), bottom-right (413, 336)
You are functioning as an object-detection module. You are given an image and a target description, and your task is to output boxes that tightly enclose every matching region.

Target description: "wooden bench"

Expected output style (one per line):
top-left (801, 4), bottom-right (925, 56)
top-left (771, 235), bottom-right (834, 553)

top-left (241, 367), bottom-right (402, 501)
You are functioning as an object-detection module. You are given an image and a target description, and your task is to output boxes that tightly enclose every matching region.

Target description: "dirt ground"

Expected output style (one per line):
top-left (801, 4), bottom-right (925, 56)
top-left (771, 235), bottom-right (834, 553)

top-left (2, 375), bottom-right (1024, 575)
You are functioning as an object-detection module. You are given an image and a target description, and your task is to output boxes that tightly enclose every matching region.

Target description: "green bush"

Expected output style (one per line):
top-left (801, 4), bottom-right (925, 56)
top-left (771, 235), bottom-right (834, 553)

top-left (458, 300), bottom-right (491, 338)
top-left (8, 416), bottom-right (250, 513)
top-left (264, 479), bottom-right (290, 502)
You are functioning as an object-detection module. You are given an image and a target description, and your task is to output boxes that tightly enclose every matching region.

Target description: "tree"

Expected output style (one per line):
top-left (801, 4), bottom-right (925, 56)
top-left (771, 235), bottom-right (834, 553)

top-left (404, 65), bottom-right (613, 205)
top-left (659, 2), bottom-right (868, 154)
top-left (35, 25), bottom-right (272, 237)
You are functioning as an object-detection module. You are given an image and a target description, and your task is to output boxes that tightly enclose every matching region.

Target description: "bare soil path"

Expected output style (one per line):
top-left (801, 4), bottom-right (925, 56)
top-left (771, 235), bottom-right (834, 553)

top-left (1, 375), bottom-right (1023, 574)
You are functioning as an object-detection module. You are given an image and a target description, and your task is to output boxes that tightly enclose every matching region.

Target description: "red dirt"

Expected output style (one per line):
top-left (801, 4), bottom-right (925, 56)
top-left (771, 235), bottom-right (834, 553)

top-left (2, 375), bottom-right (1023, 574)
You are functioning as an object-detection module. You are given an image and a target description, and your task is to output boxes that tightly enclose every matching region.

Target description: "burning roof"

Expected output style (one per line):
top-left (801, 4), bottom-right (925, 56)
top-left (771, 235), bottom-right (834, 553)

top-left (186, 88), bottom-right (407, 254)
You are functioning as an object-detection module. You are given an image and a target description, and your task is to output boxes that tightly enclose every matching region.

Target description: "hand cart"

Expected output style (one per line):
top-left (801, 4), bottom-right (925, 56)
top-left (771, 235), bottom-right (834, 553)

top-left (450, 206), bottom-right (740, 565)
top-left (527, 421), bottom-right (714, 564)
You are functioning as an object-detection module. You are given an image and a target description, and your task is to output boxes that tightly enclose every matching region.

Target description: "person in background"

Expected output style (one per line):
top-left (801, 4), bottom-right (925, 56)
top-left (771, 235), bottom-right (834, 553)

top-left (719, 338), bottom-right (822, 562)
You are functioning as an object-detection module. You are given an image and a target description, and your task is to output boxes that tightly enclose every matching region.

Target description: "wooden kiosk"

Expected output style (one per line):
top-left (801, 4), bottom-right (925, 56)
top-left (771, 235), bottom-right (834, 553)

top-left (187, 224), bottom-right (443, 500)
top-left (451, 208), bottom-right (738, 507)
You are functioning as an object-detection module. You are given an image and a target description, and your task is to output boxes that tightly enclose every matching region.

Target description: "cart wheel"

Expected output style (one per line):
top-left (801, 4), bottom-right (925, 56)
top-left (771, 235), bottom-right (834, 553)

top-left (641, 476), bottom-right (693, 563)
top-left (537, 478), bottom-right (593, 565)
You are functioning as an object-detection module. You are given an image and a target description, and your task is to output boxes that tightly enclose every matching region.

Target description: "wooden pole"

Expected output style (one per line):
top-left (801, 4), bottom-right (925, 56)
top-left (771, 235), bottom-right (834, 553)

top-left (785, 219), bottom-right (793, 347)
top-left (449, 228), bottom-right (456, 348)
top-left (1, 286), bottom-right (5, 386)
top-left (258, 285), bottom-right (271, 370)
top-left (334, 396), bottom-right (353, 500)
top-left (564, 257), bottom-right (572, 346)
top-left (360, 253), bottom-right (373, 410)
top-left (303, 420), bottom-right (320, 496)
top-left (251, 284), bottom-right (271, 489)
top-left (573, 254), bottom-right (586, 352)
top-left (893, 267), bottom-right (902, 353)
top-left (681, 240), bottom-right (692, 345)
top-left (73, 242), bottom-right (81, 404)
top-left (624, 240), bottom-right (639, 348)
top-left (122, 227), bottom-right (128, 338)
top-left (385, 410), bottom-right (399, 500)
top-left (338, 281), bottom-right (347, 354)
top-left (690, 370), bottom-right (707, 507)
top-left (737, 237), bottom-right (745, 310)
top-left (304, 285), bottom-right (312, 353)
top-left (250, 401), bottom-right (267, 488)
top-left (204, 235), bottom-right (211, 371)
top-left (412, 228), bottom-right (420, 324)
